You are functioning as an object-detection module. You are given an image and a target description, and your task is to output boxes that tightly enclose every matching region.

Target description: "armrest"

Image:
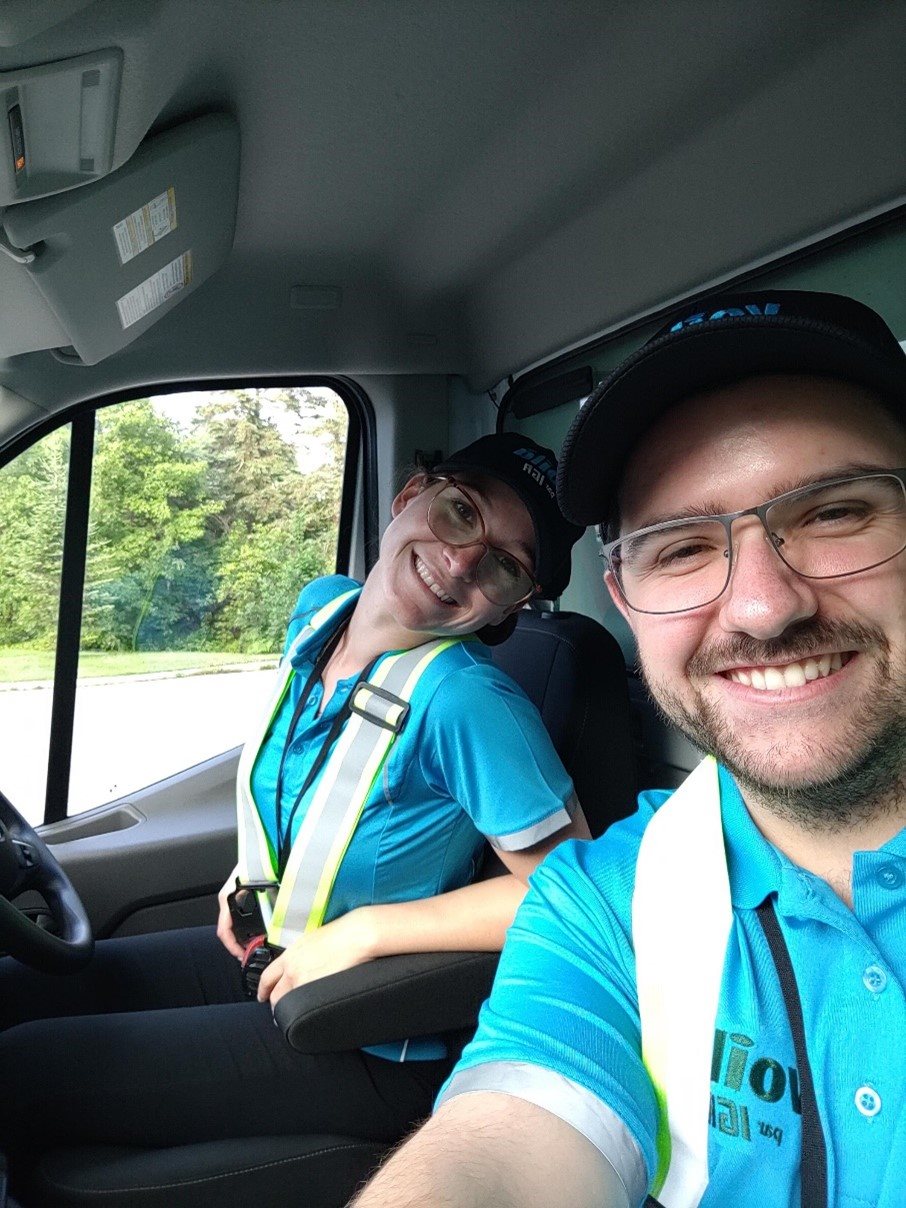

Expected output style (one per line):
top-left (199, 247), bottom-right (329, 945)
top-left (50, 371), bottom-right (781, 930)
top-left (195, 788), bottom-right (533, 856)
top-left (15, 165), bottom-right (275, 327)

top-left (274, 949), bottom-right (500, 1054)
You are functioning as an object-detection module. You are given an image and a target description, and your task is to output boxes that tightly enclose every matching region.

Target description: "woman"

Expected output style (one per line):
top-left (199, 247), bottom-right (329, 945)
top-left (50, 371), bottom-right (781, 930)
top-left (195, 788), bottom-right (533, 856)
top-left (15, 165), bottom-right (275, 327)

top-left (0, 432), bottom-right (587, 1186)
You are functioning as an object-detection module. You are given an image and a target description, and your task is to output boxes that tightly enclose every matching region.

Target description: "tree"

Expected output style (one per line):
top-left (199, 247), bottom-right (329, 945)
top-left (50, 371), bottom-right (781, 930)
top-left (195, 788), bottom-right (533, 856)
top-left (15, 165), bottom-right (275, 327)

top-left (195, 389), bottom-right (347, 650)
top-left (82, 401), bottom-right (213, 650)
top-left (0, 426), bottom-right (70, 646)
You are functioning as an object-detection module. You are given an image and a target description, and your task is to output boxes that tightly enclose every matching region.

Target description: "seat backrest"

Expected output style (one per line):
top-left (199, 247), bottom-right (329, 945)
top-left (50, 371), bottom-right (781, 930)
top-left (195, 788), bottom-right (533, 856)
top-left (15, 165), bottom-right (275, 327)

top-left (490, 609), bottom-right (636, 838)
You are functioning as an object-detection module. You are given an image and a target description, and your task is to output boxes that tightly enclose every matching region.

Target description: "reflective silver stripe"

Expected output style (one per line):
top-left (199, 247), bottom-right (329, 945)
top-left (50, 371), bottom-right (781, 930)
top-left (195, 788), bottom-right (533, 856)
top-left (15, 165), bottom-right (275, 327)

top-left (632, 755), bottom-right (731, 1206)
top-left (438, 1061), bottom-right (647, 1206)
top-left (268, 637), bottom-right (456, 946)
top-left (489, 791), bottom-right (579, 851)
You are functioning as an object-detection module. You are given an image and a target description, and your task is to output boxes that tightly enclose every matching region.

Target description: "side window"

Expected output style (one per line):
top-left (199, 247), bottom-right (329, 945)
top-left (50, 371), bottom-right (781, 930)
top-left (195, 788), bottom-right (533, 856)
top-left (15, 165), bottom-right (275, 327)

top-left (0, 387), bottom-right (351, 824)
top-left (0, 425), bottom-right (71, 822)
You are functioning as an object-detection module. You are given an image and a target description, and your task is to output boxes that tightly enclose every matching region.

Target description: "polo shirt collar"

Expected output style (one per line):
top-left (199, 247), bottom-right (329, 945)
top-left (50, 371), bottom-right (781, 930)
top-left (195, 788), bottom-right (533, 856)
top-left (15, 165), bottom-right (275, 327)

top-left (718, 763), bottom-right (906, 912)
top-left (881, 826), bottom-right (906, 860)
top-left (288, 586), bottom-right (362, 669)
top-left (718, 764), bottom-right (784, 910)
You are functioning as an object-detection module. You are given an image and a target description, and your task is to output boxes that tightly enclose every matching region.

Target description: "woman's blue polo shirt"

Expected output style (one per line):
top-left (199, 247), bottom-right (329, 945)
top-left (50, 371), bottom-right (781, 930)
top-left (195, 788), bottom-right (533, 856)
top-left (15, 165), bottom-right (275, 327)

top-left (439, 767), bottom-right (906, 1206)
top-left (248, 576), bottom-right (578, 1060)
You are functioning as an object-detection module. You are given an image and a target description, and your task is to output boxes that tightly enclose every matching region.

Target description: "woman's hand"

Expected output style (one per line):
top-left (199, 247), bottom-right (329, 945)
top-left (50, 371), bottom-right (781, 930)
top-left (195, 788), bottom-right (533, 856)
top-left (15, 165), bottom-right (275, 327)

top-left (216, 869), bottom-right (246, 960)
top-left (257, 909), bottom-right (378, 1006)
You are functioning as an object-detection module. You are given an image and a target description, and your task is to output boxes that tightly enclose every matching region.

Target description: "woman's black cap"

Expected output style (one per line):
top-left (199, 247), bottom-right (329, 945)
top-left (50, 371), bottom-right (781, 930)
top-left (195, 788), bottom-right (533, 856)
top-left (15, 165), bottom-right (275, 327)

top-left (557, 289), bottom-right (906, 528)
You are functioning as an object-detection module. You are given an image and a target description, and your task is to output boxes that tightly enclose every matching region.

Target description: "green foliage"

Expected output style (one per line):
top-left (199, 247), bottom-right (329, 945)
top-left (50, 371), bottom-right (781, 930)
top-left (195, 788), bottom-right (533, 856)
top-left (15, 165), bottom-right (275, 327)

top-left (82, 400), bottom-right (214, 651)
top-left (0, 426), bottom-right (69, 645)
top-left (0, 388), bottom-right (347, 657)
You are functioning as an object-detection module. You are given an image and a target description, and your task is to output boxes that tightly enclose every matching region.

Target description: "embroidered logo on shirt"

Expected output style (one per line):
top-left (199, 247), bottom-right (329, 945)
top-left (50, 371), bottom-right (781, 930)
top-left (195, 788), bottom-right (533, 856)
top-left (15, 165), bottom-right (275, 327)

top-left (709, 1027), bottom-right (802, 1149)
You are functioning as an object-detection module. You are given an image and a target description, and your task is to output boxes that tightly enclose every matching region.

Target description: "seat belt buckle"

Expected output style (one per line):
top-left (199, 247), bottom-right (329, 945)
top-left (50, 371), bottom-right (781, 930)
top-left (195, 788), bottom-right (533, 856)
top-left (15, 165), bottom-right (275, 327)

top-left (349, 681), bottom-right (410, 734)
top-left (240, 935), bottom-right (284, 999)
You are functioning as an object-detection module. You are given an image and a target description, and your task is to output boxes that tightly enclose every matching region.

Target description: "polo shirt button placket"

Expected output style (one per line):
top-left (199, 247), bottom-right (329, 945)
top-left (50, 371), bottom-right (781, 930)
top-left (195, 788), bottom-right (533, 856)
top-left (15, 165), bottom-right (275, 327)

top-left (854, 1086), bottom-right (882, 1118)
top-left (875, 863), bottom-right (904, 890)
top-left (862, 964), bottom-right (888, 994)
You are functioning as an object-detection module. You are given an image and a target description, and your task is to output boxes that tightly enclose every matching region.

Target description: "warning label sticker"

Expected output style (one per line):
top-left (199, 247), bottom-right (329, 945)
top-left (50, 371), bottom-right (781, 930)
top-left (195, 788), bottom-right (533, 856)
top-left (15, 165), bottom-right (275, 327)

top-left (116, 251), bottom-right (193, 329)
top-left (113, 187), bottom-right (177, 265)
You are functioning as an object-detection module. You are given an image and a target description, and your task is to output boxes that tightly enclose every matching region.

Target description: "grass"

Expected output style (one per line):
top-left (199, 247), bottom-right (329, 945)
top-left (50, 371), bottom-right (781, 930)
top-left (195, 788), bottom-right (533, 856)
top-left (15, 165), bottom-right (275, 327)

top-left (0, 648), bottom-right (278, 683)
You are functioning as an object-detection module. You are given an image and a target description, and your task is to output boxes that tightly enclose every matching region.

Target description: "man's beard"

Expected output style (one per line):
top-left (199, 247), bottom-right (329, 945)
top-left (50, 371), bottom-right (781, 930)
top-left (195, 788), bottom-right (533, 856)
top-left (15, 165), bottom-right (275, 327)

top-left (642, 618), bottom-right (906, 832)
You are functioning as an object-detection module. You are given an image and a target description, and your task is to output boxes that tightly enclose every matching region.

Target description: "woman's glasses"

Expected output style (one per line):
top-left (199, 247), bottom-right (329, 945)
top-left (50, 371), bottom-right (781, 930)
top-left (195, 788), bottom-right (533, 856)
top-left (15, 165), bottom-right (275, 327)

top-left (603, 469), bottom-right (906, 615)
top-left (426, 478), bottom-right (539, 607)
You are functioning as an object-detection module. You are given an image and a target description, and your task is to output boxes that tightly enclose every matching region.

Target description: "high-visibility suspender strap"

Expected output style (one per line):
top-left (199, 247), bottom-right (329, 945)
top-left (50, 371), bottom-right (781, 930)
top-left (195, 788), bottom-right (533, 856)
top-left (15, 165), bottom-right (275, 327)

top-left (235, 588), bottom-right (360, 933)
top-left (267, 636), bottom-right (457, 946)
top-left (301, 639), bottom-right (456, 933)
top-left (632, 755), bottom-right (732, 1207)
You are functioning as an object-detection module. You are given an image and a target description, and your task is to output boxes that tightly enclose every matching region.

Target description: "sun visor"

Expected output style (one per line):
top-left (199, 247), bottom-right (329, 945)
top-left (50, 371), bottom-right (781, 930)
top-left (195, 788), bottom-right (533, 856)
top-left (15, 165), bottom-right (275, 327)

top-left (3, 114), bottom-right (240, 365)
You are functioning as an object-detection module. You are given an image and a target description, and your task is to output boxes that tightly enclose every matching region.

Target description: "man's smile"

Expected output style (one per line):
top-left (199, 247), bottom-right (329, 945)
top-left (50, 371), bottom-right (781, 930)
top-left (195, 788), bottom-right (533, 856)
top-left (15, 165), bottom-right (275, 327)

top-left (721, 651), bottom-right (855, 691)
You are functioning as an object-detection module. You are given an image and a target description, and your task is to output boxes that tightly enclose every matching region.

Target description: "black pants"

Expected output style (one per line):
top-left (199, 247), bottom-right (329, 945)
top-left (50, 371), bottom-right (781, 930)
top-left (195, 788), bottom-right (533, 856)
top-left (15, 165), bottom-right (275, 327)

top-left (0, 927), bottom-right (451, 1186)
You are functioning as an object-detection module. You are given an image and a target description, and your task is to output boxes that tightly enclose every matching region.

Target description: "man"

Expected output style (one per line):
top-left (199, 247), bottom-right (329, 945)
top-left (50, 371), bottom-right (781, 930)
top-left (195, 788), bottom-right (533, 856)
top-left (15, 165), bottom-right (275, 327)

top-left (352, 290), bottom-right (905, 1207)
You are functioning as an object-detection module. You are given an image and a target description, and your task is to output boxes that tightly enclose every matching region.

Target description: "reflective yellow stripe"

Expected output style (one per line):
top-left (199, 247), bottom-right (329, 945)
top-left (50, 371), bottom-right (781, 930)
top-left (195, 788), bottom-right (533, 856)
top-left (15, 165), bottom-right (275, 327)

top-left (309, 588), bottom-right (359, 631)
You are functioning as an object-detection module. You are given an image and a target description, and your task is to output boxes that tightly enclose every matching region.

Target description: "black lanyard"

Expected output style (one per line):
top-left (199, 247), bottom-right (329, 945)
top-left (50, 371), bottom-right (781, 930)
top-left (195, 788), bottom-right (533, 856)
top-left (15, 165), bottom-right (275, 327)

top-left (756, 898), bottom-right (828, 1208)
top-left (272, 618), bottom-right (378, 878)
top-left (644, 898), bottom-right (827, 1208)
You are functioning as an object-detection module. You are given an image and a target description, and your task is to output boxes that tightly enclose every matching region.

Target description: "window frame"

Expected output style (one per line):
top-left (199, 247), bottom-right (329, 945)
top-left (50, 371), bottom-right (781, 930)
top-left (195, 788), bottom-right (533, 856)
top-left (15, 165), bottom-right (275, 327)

top-left (0, 374), bottom-right (376, 825)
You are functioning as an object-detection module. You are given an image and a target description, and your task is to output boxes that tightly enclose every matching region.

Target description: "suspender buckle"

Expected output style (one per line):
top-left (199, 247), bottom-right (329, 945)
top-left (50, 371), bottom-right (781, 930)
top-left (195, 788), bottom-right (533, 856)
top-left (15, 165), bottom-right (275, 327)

top-left (349, 681), bottom-right (410, 734)
top-left (228, 879), bottom-right (279, 945)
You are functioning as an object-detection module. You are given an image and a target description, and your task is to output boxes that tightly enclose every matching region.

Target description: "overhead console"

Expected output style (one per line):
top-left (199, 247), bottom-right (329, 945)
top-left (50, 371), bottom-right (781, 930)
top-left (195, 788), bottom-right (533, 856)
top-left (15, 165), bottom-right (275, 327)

top-left (2, 112), bottom-right (240, 364)
top-left (0, 49), bottom-right (122, 205)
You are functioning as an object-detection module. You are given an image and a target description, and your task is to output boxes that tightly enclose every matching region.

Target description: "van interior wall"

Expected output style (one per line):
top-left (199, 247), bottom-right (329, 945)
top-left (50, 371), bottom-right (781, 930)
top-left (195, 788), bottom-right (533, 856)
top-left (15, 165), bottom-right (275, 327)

top-left (359, 373), bottom-right (451, 540)
top-left (448, 374), bottom-right (497, 454)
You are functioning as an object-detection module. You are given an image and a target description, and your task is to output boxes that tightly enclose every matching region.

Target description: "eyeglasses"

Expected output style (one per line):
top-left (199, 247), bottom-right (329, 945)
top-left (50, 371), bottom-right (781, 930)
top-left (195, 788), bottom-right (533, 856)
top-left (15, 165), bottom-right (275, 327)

top-left (426, 477), bottom-right (539, 607)
top-left (603, 469), bottom-right (906, 615)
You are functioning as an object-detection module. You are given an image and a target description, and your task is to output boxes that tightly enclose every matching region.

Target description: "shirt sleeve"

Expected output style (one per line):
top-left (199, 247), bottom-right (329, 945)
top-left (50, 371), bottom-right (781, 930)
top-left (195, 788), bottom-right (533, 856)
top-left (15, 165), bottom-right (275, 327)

top-left (419, 660), bottom-right (578, 849)
top-left (436, 829), bottom-right (658, 1205)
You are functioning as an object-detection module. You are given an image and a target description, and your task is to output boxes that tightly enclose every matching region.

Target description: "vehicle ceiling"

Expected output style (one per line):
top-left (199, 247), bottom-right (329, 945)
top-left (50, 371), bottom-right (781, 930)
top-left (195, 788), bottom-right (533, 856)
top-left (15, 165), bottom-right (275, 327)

top-left (0, 0), bottom-right (904, 427)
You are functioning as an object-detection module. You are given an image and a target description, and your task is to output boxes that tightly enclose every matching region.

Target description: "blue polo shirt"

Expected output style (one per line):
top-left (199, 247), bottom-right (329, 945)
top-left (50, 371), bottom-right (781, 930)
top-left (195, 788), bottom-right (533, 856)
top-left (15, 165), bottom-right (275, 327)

top-left (438, 766), bottom-right (906, 1206)
top-left (249, 576), bottom-right (578, 1059)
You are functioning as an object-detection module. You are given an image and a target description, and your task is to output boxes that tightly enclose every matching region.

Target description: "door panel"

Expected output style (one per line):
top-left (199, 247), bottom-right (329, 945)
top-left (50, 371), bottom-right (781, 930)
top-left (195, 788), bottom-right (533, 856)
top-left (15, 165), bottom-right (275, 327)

top-left (38, 748), bottom-right (239, 937)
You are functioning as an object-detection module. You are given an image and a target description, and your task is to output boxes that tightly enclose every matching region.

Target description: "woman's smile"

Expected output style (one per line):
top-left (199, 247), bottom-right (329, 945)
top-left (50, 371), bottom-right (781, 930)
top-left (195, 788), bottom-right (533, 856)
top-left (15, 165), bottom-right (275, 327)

top-left (413, 553), bottom-right (458, 606)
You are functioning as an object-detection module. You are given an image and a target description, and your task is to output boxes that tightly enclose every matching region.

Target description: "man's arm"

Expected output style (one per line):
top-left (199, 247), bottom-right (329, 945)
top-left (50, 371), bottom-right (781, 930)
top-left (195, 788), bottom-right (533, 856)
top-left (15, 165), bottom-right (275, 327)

top-left (350, 1093), bottom-right (631, 1208)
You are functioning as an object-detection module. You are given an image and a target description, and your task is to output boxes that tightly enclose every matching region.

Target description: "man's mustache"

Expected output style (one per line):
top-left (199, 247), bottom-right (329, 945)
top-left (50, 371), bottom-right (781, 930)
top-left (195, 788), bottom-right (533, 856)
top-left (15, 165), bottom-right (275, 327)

top-left (686, 618), bottom-right (889, 678)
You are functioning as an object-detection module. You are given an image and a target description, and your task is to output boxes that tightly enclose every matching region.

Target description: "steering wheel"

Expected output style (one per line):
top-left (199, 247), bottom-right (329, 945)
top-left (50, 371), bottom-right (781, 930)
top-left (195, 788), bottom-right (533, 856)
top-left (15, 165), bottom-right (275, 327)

top-left (0, 791), bottom-right (93, 972)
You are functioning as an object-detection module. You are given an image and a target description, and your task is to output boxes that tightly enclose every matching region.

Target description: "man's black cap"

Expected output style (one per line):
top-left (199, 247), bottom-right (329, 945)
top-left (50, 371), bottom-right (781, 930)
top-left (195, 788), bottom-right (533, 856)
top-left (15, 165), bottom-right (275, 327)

top-left (435, 431), bottom-right (583, 600)
top-left (557, 289), bottom-right (906, 527)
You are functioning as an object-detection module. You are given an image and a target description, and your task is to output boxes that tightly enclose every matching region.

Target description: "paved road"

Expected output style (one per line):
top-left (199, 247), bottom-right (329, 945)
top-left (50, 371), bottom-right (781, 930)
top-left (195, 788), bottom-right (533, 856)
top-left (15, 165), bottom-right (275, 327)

top-left (0, 669), bottom-right (277, 826)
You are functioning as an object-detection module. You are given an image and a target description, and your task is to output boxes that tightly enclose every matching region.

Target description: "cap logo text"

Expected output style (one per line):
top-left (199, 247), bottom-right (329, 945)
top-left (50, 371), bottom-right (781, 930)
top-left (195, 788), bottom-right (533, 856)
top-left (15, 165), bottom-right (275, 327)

top-left (514, 447), bottom-right (556, 499)
top-left (670, 302), bottom-right (780, 333)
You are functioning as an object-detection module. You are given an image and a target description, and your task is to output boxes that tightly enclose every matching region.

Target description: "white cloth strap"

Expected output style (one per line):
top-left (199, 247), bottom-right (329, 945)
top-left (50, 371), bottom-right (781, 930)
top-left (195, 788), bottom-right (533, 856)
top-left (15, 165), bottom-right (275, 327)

top-left (632, 755), bottom-right (732, 1207)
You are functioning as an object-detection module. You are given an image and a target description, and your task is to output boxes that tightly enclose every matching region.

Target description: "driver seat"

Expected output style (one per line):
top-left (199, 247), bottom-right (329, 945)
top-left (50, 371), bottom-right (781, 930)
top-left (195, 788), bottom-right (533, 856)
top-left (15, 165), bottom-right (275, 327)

top-left (27, 609), bottom-right (636, 1208)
